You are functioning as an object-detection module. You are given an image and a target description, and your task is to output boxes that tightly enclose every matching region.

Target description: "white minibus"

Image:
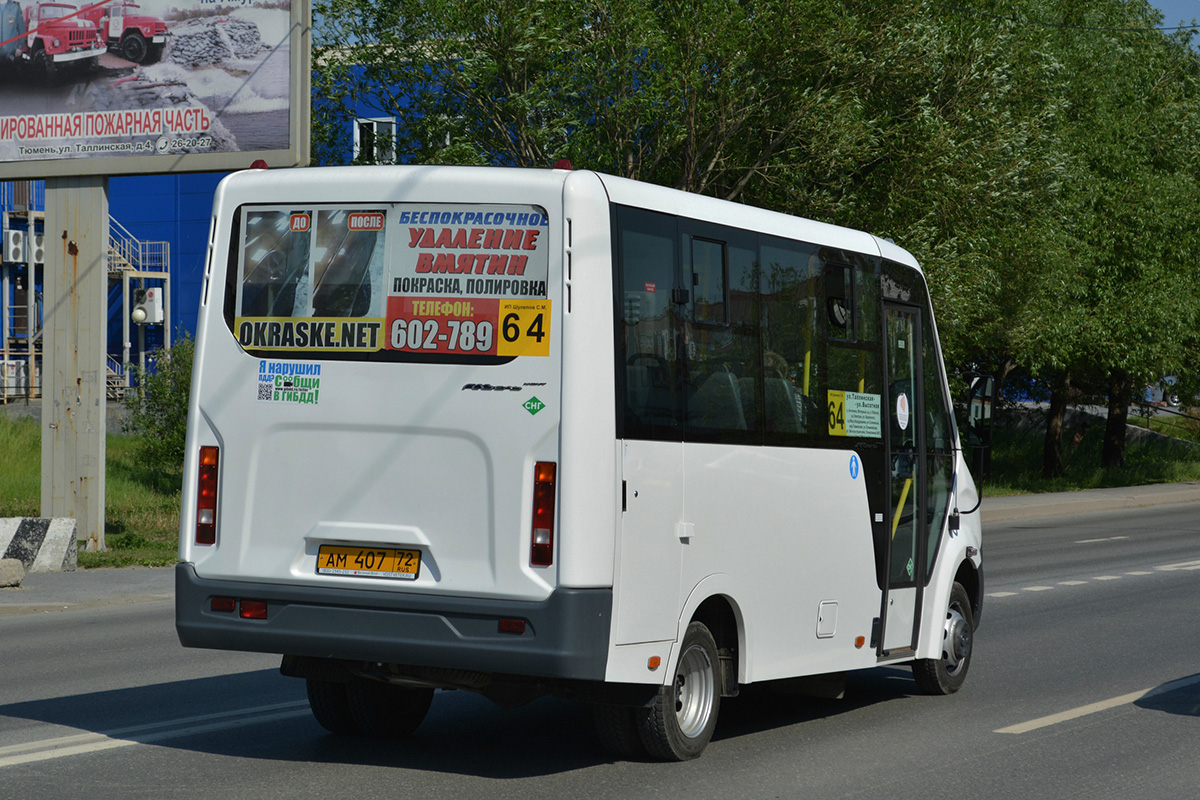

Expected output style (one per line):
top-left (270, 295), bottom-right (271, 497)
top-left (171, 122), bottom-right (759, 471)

top-left (176, 164), bottom-right (984, 760)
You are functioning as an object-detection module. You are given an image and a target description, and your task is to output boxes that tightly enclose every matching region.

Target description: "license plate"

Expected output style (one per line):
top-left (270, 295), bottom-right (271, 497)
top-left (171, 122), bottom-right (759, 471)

top-left (317, 545), bottom-right (420, 580)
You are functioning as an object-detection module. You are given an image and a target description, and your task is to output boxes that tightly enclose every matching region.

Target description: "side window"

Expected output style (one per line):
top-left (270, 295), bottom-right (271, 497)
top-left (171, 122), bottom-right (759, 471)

top-left (682, 226), bottom-right (760, 441)
top-left (826, 255), bottom-right (883, 440)
top-left (617, 207), bottom-right (682, 439)
top-left (760, 236), bottom-right (823, 441)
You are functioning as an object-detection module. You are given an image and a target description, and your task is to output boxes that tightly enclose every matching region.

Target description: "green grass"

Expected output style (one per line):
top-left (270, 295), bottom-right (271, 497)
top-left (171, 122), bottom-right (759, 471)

top-left (0, 415), bottom-right (180, 567)
top-left (985, 409), bottom-right (1200, 496)
top-left (1126, 407), bottom-right (1200, 444)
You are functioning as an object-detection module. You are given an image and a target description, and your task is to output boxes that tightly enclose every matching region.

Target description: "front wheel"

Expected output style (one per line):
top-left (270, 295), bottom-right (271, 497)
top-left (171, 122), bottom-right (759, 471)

top-left (121, 31), bottom-right (148, 63)
top-left (31, 48), bottom-right (56, 84)
top-left (912, 581), bottom-right (974, 695)
top-left (636, 620), bottom-right (721, 761)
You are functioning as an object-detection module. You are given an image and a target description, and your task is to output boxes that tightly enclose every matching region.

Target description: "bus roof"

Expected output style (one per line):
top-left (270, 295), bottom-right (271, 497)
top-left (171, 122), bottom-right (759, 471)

top-left (216, 164), bottom-right (921, 271)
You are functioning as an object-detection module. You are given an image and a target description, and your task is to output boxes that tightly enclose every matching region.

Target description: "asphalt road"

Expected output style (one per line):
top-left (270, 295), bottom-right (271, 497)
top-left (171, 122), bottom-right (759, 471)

top-left (1, 499), bottom-right (1198, 799)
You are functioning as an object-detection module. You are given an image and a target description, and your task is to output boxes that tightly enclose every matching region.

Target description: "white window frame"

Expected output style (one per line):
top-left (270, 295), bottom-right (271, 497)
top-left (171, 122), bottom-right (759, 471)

top-left (353, 117), bottom-right (397, 164)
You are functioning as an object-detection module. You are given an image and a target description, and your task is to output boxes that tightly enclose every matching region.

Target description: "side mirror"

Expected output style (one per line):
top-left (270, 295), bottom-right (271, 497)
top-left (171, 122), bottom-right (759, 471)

top-left (950, 372), bottom-right (995, 527)
top-left (965, 373), bottom-right (995, 478)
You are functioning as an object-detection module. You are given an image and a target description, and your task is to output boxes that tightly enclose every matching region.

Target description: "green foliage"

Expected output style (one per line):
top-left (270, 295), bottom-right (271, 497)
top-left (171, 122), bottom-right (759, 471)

top-left (311, 0), bottom-right (1200, 476)
top-left (123, 332), bottom-right (195, 481)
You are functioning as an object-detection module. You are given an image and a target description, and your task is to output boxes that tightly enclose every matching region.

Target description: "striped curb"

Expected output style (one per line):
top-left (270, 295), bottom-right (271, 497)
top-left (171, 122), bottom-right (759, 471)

top-left (0, 518), bottom-right (77, 573)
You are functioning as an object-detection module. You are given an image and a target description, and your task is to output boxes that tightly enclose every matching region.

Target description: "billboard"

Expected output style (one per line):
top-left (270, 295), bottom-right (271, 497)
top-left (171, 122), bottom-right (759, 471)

top-left (0, 0), bottom-right (309, 177)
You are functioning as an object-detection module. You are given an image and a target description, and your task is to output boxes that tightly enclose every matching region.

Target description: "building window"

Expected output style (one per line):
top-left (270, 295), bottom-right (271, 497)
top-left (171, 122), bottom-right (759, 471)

top-left (354, 118), bottom-right (396, 164)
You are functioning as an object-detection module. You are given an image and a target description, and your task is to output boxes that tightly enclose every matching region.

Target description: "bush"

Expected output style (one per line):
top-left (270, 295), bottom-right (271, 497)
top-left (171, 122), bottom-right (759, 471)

top-left (124, 332), bottom-right (195, 477)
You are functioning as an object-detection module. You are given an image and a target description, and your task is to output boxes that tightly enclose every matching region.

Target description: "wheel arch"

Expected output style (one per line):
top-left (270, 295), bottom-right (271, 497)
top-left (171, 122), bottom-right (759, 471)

top-left (677, 578), bottom-right (745, 697)
top-left (953, 558), bottom-right (983, 630)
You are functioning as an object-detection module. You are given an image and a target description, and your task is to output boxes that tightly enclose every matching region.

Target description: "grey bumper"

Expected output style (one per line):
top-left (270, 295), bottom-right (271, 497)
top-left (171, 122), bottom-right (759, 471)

top-left (175, 563), bottom-right (613, 681)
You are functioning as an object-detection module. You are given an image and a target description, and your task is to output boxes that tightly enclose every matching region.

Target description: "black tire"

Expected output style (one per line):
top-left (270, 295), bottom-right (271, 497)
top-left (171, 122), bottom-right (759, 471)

top-left (32, 47), bottom-right (55, 84)
top-left (121, 31), bottom-right (147, 63)
top-left (636, 621), bottom-right (721, 761)
top-left (144, 43), bottom-right (164, 64)
top-left (593, 703), bottom-right (648, 759)
top-left (912, 581), bottom-right (974, 695)
top-left (306, 678), bottom-right (360, 735)
top-left (345, 678), bottom-right (433, 738)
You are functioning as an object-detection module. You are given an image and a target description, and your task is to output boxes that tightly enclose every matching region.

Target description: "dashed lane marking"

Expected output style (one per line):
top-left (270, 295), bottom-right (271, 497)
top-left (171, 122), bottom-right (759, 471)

top-left (995, 674), bottom-right (1200, 735)
top-left (987, 559), bottom-right (1200, 598)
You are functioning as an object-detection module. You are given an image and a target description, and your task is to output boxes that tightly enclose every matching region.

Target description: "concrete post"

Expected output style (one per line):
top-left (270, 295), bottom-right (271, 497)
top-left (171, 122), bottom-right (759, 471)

top-left (40, 176), bottom-right (107, 552)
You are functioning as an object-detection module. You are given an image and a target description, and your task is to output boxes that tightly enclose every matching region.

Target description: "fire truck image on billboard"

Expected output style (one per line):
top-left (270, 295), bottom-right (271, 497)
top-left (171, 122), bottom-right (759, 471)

top-left (9, 1), bottom-right (106, 79)
top-left (0, 0), bottom-right (305, 175)
top-left (79, 1), bottom-right (166, 64)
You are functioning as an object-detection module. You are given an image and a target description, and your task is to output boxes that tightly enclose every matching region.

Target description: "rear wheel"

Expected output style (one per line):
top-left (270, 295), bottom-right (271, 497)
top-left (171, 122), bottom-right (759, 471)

top-left (912, 581), bottom-right (974, 695)
top-left (636, 621), bottom-right (720, 761)
top-left (345, 678), bottom-right (433, 738)
top-left (306, 679), bottom-right (359, 735)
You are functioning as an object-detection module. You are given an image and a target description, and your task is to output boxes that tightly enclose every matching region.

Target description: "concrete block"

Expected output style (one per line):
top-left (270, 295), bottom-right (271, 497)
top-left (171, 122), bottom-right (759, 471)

top-left (0, 518), bottom-right (78, 573)
top-left (0, 558), bottom-right (23, 587)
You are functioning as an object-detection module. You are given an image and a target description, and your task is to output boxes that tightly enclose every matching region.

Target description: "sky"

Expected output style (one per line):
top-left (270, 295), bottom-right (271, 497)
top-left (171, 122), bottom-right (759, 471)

top-left (1150, 0), bottom-right (1200, 28)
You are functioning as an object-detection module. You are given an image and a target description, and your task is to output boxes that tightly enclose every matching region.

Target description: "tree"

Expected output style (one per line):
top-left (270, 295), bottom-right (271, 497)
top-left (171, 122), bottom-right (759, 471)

top-left (124, 333), bottom-right (195, 478)
top-left (312, 0), bottom-right (1200, 479)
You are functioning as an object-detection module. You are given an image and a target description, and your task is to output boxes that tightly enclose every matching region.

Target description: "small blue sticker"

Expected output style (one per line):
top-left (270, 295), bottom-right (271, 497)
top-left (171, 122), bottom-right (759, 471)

top-left (849, 454), bottom-right (859, 479)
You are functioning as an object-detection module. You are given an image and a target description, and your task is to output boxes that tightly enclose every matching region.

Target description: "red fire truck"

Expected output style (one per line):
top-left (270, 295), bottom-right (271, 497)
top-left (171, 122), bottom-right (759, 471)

top-left (18, 1), bottom-right (105, 79)
top-left (80, 1), bottom-right (166, 64)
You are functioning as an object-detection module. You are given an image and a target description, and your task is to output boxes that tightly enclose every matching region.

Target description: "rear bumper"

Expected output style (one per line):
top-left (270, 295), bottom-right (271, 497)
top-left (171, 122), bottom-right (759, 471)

top-left (175, 563), bottom-right (613, 681)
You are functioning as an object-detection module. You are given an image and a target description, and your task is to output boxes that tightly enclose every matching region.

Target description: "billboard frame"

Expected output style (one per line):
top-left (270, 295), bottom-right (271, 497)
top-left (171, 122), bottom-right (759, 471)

top-left (0, 0), bottom-right (310, 178)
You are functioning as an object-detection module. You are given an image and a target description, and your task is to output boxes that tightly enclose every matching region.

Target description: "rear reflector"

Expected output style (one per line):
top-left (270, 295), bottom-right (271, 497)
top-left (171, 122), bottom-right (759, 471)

top-left (498, 618), bottom-right (526, 634)
top-left (211, 597), bottom-right (236, 613)
top-left (196, 446), bottom-right (219, 545)
top-left (530, 461), bottom-right (557, 566)
top-left (239, 600), bottom-right (268, 620)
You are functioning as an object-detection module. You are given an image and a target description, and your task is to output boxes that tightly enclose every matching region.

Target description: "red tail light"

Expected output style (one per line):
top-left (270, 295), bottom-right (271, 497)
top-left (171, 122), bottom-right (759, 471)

top-left (196, 446), bottom-right (219, 545)
top-left (530, 461), bottom-right (557, 566)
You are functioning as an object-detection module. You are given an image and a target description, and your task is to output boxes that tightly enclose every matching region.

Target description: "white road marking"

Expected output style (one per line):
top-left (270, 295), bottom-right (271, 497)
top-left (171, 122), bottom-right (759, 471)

top-left (987, 558), bottom-right (1200, 600)
top-left (995, 674), bottom-right (1200, 735)
top-left (0, 701), bottom-right (310, 769)
top-left (1155, 560), bottom-right (1200, 571)
top-left (1075, 536), bottom-right (1130, 544)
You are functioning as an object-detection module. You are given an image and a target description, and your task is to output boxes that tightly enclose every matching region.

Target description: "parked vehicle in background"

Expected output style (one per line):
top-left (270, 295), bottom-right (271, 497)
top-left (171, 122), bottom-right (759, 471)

top-left (79, 1), bottom-right (166, 64)
top-left (18, 1), bottom-right (104, 80)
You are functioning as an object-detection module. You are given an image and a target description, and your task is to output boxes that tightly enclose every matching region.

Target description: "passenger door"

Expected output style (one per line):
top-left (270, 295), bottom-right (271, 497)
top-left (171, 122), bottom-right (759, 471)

top-left (880, 303), bottom-right (924, 655)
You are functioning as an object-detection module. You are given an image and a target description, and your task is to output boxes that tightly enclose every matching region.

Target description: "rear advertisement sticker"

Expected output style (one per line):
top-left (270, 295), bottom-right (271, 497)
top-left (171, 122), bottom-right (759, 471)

top-left (257, 361), bottom-right (321, 404)
top-left (233, 203), bottom-right (551, 358)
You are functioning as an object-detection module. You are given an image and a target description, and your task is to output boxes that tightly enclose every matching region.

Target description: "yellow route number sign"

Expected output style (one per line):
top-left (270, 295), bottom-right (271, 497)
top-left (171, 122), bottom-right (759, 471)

top-left (828, 390), bottom-right (847, 436)
top-left (497, 300), bottom-right (551, 357)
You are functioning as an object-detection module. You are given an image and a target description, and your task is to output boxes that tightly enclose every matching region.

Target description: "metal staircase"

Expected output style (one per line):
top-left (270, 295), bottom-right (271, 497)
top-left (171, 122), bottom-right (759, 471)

top-left (2, 180), bottom-right (170, 403)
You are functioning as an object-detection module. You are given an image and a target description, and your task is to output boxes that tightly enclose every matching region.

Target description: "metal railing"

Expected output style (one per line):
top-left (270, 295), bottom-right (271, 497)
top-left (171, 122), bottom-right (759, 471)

top-left (109, 215), bottom-right (170, 275)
